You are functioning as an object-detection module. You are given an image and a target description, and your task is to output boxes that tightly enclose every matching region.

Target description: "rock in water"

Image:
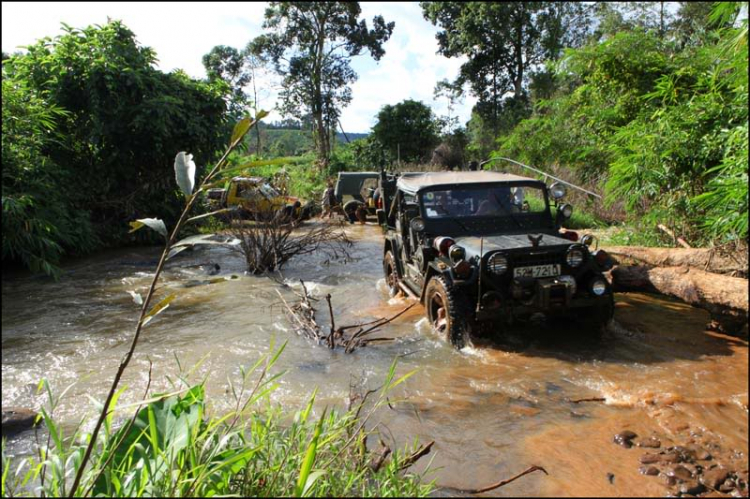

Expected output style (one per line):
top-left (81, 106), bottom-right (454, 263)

top-left (638, 436), bottom-right (662, 448)
top-left (701, 467), bottom-right (730, 489)
top-left (614, 430), bottom-right (638, 448)
top-left (2, 407), bottom-right (39, 436)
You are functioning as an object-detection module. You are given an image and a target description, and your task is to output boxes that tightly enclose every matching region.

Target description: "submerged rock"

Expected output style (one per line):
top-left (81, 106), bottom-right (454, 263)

top-left (614, 430), bottom-right (638, 448)
top-left (638, 436), bottom-right (662, 448)
top-left (640, 466), bottom-right (660, 476)
top-left (641, 453), bottom-right (662, 464)
top-left (1, 407), bottom-right (39, 436)
top-left (667, 465), bottom-right (694, 481)
top-left (701, 467), bottom-right (730, 489)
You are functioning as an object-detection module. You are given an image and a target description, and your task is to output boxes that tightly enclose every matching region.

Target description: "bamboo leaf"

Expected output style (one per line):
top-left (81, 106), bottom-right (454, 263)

top-left (295, 408), bottom-right (327, 497)
top-left (141, 294), bottom-right (176, 326)
top-left (174, 152), bottom-right (196, 197)
top-left (230, 117), bottom-right (252, 146)
top-left (129, 218), bottom-right (167, 238)
top-left (302, 470), bottom-right (327, 497)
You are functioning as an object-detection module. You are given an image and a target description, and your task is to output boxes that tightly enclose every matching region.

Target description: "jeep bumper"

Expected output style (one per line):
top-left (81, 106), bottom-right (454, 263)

top-left (474, 277), bottom-right (612, 321)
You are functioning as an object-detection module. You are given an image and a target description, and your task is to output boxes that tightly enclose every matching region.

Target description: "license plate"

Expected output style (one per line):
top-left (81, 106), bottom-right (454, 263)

top-left (513, 264), bottom-right (561, 278)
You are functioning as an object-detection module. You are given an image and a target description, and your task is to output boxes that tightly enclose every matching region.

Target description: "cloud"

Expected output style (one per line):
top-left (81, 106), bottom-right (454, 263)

top-left (2, 2), bottom-right (476, 134)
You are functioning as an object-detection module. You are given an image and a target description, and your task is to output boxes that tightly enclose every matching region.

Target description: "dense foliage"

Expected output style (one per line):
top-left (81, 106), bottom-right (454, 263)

top-left (2, 21), bottom-right (230, 275)
top-left (495, 3), bottom-right (748, 245)
top-left (2, 348), bottom-right (434, 497)
top-left (1, 79), bottom-right (96, 277)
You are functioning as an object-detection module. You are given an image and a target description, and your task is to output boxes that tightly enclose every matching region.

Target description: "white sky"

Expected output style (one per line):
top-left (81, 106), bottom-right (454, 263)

top-left (1, 1), bottom-right (477, 133)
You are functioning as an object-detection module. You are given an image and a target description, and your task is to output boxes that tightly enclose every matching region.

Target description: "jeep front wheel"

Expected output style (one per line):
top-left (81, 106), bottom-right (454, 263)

top-left (383, 251), bottom-right (400, 297)
top-left (425, 276), bottom-right (471, 349)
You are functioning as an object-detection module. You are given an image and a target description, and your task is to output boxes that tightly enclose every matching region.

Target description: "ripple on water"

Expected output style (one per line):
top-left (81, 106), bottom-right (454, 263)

top-left (2, 230), bottom-right (747, 497)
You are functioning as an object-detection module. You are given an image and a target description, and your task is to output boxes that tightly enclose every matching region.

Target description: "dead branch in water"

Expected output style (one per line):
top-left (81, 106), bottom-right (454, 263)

top-left (229, 209), bottom-right (351, 274)
top-left (440, 465), bottom-right (549, 494)
top-left (397, 441), bottom-right (435, 472)
top-left (278, 279), bottom-right (415, 352)
top-left (569, 397), bottom-right (607, 404)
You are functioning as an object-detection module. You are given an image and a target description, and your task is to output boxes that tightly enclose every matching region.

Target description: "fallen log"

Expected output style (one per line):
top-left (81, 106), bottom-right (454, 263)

top-left (609, 265), bottom-right (749, 334)
top-left (604, 246), bottom-right (747, 277)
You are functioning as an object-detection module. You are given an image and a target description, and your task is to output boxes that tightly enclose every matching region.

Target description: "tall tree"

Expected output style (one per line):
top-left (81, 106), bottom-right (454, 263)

top-left (202, 45), bottom-right (252, 118)
top-left (422, 2), bottom-right (591, 137)
top-left (371, 99), bottom-right (441, 164)
top-left (249, 2), bottom-right (394, 168)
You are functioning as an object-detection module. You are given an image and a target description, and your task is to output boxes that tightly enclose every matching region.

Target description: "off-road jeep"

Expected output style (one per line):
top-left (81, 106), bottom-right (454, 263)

top-left (207, 176), bottom-right (312, 222)
top-left (379, 171), bottom-right (615, 348)
top-left (334, 172), bottom-right (380, 222)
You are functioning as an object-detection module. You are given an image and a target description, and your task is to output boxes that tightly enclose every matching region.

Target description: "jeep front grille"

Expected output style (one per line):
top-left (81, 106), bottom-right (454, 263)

top-left (508, 252), bottom-right (565, 268)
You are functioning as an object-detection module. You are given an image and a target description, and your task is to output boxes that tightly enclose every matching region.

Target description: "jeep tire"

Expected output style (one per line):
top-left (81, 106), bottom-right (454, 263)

top-left (425, 276), bottom-right (472, 349)
top-left (577, 295), bottom-right (614, 336)
top-left (383, 251), bottom-right (400, 297)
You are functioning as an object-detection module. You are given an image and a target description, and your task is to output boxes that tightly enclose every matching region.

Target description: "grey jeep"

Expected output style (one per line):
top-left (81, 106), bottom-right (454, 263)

top-left (378, 171), bottom-right (615, 349)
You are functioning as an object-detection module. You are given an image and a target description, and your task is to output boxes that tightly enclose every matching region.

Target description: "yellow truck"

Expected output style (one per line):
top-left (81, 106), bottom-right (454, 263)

top-left (206, 176), bottom-right (311, 221)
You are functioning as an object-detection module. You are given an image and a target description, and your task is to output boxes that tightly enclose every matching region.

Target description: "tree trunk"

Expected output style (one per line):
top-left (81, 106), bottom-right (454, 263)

top-left (514, 6), bottom-right (525, 99)
top-left (604, 246), bottom-right (748, 277)
top-left (609, 265), bottom-right (749, 335)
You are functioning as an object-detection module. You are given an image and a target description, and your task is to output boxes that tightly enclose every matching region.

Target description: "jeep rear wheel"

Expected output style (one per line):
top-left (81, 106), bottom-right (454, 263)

top-left (383, 251), bottom-right (400, 297)
top-left (425, 276), bottom-right (472, 349)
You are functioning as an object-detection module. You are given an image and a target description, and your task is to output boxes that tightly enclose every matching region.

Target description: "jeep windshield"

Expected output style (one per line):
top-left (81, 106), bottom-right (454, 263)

top-left (259, 183), bottom-right (280, 199)
top-left (420, 183), bottom-right (553, 232)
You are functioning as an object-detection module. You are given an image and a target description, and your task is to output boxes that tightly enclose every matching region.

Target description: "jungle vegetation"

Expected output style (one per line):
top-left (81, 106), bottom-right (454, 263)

top-left (2, 1), bottom-right (747, 273)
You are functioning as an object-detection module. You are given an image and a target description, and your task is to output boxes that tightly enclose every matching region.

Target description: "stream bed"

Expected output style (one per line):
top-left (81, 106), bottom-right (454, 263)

top-left (2, 223), bottom-right (747, 496)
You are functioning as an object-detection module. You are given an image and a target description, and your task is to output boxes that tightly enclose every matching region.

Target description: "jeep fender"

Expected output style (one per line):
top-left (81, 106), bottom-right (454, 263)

top-left (419, 261), bottom-right (454, 303)
top-left (384, 237), bottom-right (404, 278)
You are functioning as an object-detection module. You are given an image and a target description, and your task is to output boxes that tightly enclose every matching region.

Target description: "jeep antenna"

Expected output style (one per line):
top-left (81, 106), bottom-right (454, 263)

top-left (479, 157), bottom-right (602, 200)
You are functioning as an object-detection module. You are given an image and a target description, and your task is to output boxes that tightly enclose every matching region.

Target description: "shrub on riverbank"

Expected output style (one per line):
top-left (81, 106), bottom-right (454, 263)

top-left (1, 347), bottom-right (434, 497)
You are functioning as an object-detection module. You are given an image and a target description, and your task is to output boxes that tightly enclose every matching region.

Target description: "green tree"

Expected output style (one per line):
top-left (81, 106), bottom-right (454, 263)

top-left (5, 20), bottom-right (229, 252)
top-left (202, 45), bottom-right (251, 118)
top-left (249, 2), bottom-right (394, 168)
top-left (371, 99), bottom-right (440, 164)
top-left (423, 1), bottom-right (591, 139)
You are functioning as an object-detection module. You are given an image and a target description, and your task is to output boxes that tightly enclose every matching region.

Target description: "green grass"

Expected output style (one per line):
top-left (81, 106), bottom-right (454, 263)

top-left (2, 345), bottom-right (435, 498)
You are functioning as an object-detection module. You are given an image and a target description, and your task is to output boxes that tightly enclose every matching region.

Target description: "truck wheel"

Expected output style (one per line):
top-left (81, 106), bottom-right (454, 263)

top-left (425, 276), bottom-right (472, 349)
top-left (383, 251), bottom-right (400, 297)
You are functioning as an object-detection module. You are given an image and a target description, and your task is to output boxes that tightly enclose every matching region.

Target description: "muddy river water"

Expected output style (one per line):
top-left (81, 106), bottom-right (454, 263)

top-left (2, 223), bottom-right (748, 496)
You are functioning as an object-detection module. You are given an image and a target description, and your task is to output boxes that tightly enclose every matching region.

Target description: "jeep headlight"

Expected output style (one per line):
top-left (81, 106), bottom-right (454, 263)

top-left (591, 279), bottom-right (608, 296)
top-left (487, 253), bottom-right (508, 275)
top-left (550, 182), bottom-right (566, 200)
top-left (566, 246), bottom-right (585, 267)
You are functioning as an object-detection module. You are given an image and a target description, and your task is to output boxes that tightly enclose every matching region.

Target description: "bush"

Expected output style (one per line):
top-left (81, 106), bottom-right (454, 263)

top-left (1, 347), bottom-right (435, 497)
top-left (1, 79), bottom-right (98, 277)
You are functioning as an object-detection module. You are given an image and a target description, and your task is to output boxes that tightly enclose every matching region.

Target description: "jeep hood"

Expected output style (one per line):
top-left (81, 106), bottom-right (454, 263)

top-left (454, 233), bottom-right (572, 259)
